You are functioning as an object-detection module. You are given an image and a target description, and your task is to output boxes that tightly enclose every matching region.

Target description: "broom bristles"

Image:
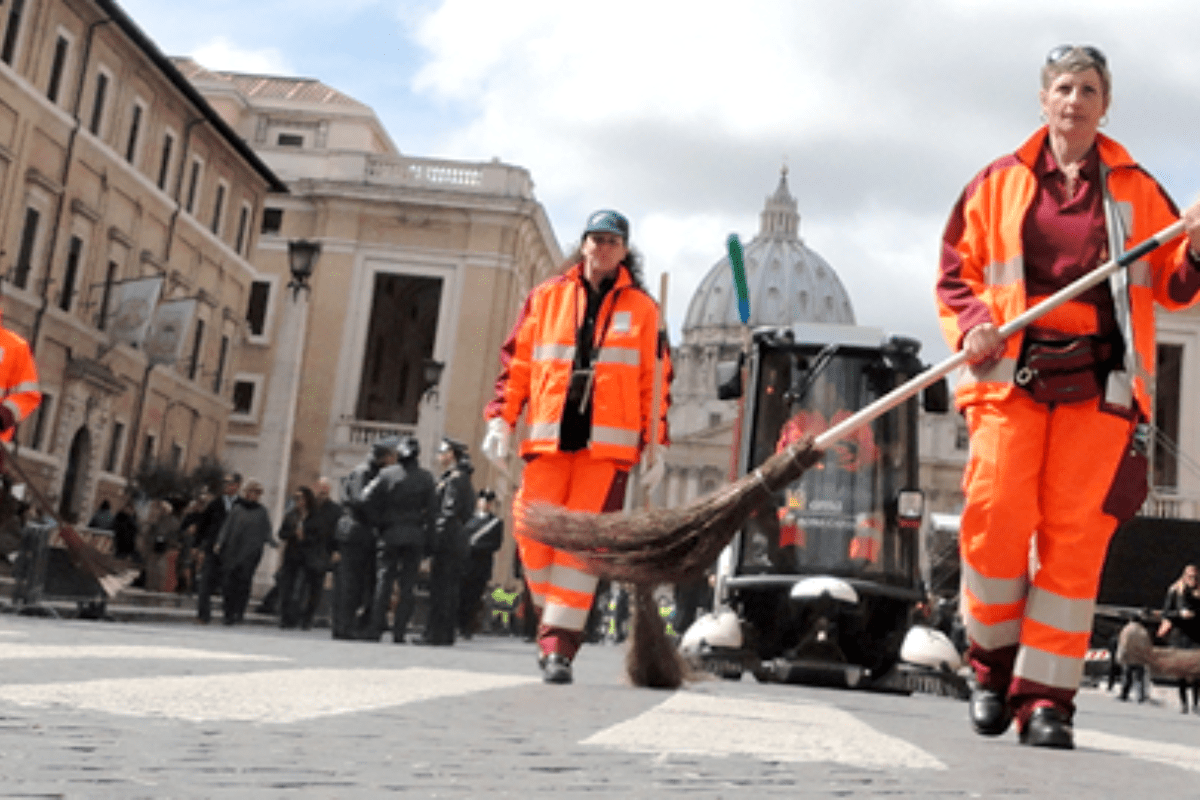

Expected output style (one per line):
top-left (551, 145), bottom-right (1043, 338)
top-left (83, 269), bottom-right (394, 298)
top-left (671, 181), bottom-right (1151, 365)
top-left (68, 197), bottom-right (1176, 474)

top-left (520, 438), bottom-right (823, 584)
top-left (1120, 620), bottom-right (1200, 680)
top-left (624, 584), bottom-right (689, 689)
top-left (57, 525), bottom-right (140, 599)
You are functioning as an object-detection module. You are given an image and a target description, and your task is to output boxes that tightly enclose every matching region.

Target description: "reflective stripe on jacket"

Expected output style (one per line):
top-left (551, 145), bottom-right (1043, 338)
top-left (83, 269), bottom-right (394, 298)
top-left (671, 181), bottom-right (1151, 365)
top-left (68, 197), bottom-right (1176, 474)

top-left (0, 325), bottom-right (40, 441)
top-left (937, 127), bottom-right (1200, 414)
top-left (486, 262), bottom-right (670, 464)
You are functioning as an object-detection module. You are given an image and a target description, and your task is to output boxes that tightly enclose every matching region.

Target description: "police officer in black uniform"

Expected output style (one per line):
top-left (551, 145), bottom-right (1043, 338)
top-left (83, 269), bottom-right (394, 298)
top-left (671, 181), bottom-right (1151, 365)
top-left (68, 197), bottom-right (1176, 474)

top-left (417, 437), bottom-right (475, 645)
top-left (362, 435), bottom-right (437, 643)
top-left (458, 489), bottom-right (504, 639)
top-left (331, 437), bottom-right (396, 640)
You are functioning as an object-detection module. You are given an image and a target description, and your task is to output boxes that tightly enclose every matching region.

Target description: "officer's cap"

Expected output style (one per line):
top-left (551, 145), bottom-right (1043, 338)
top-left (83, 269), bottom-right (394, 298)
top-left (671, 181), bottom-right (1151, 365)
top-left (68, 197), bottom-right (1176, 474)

top-left (371, 435), bottom-right (400, 456)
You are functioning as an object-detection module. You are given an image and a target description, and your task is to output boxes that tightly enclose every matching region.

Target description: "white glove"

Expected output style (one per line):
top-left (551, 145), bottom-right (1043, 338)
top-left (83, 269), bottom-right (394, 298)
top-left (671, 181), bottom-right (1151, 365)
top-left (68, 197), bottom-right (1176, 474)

top-left (481, 417), bottom-right (512, 463)
top-left (640, 449), bottom-right (667, 493)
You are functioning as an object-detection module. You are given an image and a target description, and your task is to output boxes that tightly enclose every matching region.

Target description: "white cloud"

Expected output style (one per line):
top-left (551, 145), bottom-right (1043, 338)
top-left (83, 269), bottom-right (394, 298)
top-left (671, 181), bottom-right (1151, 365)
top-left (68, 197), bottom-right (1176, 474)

top-left (408, 0), bottom-right (1200, 354)
top-left (190, 36), bottom-right (293, 75)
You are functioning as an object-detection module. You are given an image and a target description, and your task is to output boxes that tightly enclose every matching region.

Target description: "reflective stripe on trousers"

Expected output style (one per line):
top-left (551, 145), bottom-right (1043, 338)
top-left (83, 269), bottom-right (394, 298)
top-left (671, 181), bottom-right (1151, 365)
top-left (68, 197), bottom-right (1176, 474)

top-left (960, 391), bottom-right (1132, 697)
top-left (512, 450), bottom-right (628, 632)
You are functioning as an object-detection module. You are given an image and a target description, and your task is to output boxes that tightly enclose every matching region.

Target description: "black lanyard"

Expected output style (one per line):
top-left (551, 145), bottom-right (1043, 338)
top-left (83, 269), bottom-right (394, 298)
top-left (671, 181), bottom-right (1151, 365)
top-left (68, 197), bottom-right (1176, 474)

top-left (573, 274), bottom-right (618, 369)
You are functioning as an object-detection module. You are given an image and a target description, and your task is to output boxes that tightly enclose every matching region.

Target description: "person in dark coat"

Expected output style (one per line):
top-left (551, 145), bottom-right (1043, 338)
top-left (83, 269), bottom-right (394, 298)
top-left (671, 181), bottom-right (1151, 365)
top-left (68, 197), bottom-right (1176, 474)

top-left (213, 479), bottom-right (273, 625)
top-left (458, 489), bottom-right (504, 639)
top-left (87, 500), bottom-right (114, 530)
top-left (417, 437), bottom-right (475, 646)
top-left (297, 477), bottom-right (340, 629)
top-left (111, 497), bottom-right (139, 560)
top-left (194, 473), bottom-right (242, 624)
top-left (276, 486), bottom-right (314, 629)
top-left (332, 438), bottom-right (396, 640)
top-left (362, 435), bottom-right (437, 643)
top-left (1157, 564), bottom-right (1200, 712)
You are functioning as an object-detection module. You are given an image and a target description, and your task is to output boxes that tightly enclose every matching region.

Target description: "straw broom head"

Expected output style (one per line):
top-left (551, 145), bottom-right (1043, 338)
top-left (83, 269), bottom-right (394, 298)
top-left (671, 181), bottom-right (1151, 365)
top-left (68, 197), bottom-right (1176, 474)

top-left (518, 437), bottom-right (823, 585)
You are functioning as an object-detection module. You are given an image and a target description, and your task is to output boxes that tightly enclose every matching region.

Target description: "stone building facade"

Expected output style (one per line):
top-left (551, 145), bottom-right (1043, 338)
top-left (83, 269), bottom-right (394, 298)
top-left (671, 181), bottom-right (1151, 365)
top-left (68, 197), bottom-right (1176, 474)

top-left (0, 0), bottom-right (283, 521)
top-left (174, 61), bottom-right (563, 584)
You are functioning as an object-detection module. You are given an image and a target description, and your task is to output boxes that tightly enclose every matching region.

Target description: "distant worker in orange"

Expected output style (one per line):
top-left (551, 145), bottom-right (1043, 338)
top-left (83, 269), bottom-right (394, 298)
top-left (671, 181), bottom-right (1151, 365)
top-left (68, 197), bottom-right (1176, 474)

top-left (482, 209), bottom-right (671, 684)
top-left (937, 45), bottom-right (1200, 749)
top-left (0, 315), bottom-right (41, 453)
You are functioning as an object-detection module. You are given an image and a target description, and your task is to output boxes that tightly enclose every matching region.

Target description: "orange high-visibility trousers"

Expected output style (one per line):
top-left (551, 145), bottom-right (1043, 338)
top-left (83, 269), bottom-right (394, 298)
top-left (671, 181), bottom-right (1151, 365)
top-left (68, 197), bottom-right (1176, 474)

top-left (513, 451), bottom-right (628, 647)
top-left (959, 390), bottom-right (1135, 720)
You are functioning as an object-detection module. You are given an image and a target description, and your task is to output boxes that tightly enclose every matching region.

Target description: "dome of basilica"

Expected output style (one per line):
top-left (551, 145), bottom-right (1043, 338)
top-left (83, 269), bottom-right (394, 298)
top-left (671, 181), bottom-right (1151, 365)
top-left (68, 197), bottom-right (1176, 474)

top-left (682, 168), bottom-right (855, 333)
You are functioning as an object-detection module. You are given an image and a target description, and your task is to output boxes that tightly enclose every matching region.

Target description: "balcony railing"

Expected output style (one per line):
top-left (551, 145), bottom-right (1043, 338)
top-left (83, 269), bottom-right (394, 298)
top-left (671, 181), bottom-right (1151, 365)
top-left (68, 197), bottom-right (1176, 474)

top-left (334, 417), bottom-right (415, 449)
top-left (266, 150), bottom-right (536, 199)
top-left (1142, 490), bottom-right (1200, 519)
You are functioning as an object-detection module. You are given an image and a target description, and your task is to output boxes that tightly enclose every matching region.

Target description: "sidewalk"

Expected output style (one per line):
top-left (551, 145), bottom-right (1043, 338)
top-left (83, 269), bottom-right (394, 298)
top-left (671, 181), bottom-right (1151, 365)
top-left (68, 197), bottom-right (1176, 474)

top-left (0, 574), bottom-right (279, 626)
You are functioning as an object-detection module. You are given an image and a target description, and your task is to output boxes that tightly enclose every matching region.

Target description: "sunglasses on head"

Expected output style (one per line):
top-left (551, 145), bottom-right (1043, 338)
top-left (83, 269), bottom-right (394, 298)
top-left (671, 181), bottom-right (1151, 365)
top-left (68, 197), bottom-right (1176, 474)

top-left (1046, 44), bottom-right (1107, 68)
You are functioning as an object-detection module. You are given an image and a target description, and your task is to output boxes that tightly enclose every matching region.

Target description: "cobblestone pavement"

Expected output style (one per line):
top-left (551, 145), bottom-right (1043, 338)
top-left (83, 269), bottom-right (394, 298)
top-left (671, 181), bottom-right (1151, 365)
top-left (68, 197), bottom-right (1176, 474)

top-left (2, 615), bottom-right (1199, 798)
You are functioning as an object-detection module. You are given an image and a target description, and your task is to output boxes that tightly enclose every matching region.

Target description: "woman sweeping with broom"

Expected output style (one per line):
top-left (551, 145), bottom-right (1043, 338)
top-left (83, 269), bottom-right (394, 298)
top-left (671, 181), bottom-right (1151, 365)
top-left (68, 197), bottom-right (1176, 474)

top-left (481, 209), bottom-right (671, 685)
top-left (939, 45), bottom-right (1200, 749)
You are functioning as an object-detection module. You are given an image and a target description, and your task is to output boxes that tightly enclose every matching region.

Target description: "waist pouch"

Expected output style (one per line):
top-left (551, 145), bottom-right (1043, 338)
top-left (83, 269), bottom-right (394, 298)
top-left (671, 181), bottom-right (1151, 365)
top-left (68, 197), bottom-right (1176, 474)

top-left (1014, 335), bottom-right (1114, 404)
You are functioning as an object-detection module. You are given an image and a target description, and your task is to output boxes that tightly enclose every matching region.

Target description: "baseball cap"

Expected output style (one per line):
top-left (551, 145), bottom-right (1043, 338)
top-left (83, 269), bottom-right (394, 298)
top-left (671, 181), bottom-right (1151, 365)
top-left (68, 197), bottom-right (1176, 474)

top-left (583, 209), bottom-right (629, 241)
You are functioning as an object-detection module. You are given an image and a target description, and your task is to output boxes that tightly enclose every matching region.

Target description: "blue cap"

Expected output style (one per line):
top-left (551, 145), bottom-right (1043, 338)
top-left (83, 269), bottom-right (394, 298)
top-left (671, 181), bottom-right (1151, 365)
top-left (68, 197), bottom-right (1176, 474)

top-left (583, 209), bottom-right (629, 241)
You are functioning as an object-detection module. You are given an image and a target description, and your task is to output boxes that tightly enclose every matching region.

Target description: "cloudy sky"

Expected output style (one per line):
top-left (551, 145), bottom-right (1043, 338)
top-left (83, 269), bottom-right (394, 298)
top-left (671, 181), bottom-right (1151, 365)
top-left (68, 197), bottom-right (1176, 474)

top-left (118, 0), bottom-right (1200, 364)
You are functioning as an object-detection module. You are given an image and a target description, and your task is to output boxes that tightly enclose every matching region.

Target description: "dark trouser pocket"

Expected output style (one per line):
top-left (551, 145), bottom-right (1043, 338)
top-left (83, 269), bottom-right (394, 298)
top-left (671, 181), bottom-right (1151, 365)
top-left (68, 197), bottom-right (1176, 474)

top-left (1102, 426), bottom-right (1150, 522)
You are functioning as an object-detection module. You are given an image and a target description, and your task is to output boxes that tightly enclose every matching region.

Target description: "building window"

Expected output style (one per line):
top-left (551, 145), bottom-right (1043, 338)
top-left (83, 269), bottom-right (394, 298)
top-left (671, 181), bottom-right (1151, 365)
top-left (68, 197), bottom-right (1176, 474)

top-left (28, 392), bottom-right (52, 451)
top-left (1, 0), bottom-right (25, 66)
top-left (234, 204), bottom-right (251, 256)
top-left (276, 132), bottom-right (304, 147)
top-left (213, 334), bottom-right (229, 394)
top-left (97, 260), bottom-right (117, 330)
top-left (104, 421), bottom-right (125, 472)
top-left (12, 206), bottom-right (40, 290)
top-left (125, 102), bottom-right (144, 164)
top-left (187, 318), bottom-right (205, 381)
top-left (708, 412), bottom-right (722, 428)
top-left (46, 34), bottom-right (69, 104)
top-left (59, 235), bottom-right (82, 312)
top-left (185, 158), bottom-right (202, 214)
top-left (954, 421), bottom-right (969, 451)
top-left (246, 280), bottom-right (271, 337)
top-left (156, 131), bottom-right (175, 191)
top-left (140, 433), bottom-right (156, 470)
top-left (210, 182), bottom-right (226, 235)
top-left (88, 71), bottom-right (108, 136)
top-left (1155, 343), bottom-right (1184, 490)
top-left (232, 380), bottom-right (256, 416)
top-left (169, 443), bottom-right (183, 470)
top-left (260, 207), bottom-right (283, 235)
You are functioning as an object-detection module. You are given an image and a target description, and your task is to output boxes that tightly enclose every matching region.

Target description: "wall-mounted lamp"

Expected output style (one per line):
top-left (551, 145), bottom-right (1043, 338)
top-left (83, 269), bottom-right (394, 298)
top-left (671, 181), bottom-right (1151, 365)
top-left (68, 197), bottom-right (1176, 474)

top-left (287, 239), bottom-right (321, 299)
top-left (421, 358), bottom-right (445, 402)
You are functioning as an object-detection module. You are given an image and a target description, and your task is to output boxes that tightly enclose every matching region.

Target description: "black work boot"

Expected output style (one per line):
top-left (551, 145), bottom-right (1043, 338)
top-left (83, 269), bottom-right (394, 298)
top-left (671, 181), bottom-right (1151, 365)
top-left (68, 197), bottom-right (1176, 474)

top-left (969, 688), bottom-right (1012, 736)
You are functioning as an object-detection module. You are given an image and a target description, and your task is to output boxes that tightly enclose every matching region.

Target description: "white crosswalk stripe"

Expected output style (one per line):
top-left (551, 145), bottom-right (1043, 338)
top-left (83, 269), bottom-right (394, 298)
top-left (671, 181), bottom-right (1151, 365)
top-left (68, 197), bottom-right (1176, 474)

top-left (0, 644), bottom-right (287, 661)
top-left (582, 691), bottom-right (948, 770)
top-left (1078, 729), bottom-right (1200, 773)
top-left (0, 667), bottom-right (538, 723)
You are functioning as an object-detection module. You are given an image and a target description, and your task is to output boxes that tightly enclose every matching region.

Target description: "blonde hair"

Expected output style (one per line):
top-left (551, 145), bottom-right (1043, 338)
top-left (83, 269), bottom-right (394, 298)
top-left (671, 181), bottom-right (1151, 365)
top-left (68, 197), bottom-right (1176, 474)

top-left (1041, 47), bottom-right (1111, 103)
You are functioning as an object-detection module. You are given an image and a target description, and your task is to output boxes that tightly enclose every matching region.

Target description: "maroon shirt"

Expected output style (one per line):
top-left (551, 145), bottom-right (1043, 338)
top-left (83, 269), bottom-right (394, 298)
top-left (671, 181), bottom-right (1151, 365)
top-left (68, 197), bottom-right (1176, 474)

top-left (1020, 142), bottom-right (1116, 338)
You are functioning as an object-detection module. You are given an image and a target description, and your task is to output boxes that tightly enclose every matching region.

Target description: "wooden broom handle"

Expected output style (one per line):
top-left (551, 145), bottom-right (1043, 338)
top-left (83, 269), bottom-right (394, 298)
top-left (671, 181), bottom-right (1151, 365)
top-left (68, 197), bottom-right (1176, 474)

top-left (643, 272), bottom-right (668, 509)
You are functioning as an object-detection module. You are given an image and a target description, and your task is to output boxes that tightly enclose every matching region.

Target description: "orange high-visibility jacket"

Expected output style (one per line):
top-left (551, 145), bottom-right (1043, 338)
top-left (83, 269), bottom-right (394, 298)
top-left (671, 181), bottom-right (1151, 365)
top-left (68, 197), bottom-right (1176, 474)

top-left (486, 262), bottom-right (671, 464)
top-left (0, 324), bottom-right (41, 441)
top-left (937, 127), bottom-right (1200, 414)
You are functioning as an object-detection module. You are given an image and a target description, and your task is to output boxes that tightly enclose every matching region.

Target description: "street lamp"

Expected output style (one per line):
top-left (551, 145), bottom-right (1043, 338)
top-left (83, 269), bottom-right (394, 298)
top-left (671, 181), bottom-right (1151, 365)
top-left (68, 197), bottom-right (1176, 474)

top-left (421, 358), bottom-right (445, 402)
top-left (287, 239), bottom-right (321, 299)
